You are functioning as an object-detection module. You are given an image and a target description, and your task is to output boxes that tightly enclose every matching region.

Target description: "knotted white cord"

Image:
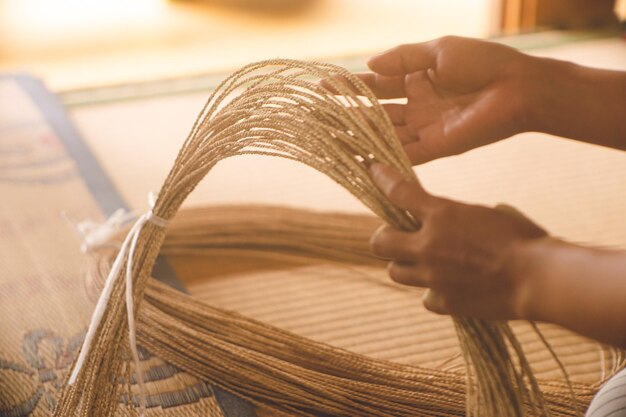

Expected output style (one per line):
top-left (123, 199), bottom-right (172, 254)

top-left (61, 208), bottom-right (137, 253)
top-left (68, 194), bottom-right (167, 416)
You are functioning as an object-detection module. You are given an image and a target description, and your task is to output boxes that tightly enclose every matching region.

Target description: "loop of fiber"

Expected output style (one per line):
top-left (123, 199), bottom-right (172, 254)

top-left (54, 59), bottom-right (582, 417)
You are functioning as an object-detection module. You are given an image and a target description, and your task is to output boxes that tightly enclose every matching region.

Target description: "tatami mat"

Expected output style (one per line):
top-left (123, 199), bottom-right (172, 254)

top-left (183, 259), bottom-right (617, 384)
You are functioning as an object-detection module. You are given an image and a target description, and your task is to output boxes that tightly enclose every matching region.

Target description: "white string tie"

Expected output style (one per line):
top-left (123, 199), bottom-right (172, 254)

top-left (68, 193), bottom-right (167, 417)
top-left (80, 209), bottom-right (137, 253)
top-left (61, 209), bottom-right (137, 253)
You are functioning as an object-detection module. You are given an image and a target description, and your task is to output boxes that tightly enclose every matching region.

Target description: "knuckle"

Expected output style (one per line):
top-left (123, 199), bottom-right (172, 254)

top-left (396, 43), bottom-right (414, 54)
top-left (432, 36), bottom-right (449, 49)
top-left (435, 35), bottom-right (458, 48)
top-left (427, 198), bottom-right (455, 220)
top-left (396, 44), bottom-right (419, 73)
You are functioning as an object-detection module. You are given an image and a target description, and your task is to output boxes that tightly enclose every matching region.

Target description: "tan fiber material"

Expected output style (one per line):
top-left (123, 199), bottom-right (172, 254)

top-left (88, 205), bottom-right (620, 417)
top-left (163, 208), bottom-right (622, 385)
top-left (52, 59), bottom-right (612, 417)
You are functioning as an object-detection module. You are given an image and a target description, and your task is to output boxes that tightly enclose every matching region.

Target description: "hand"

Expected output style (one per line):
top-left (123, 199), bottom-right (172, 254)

top-left (369, 163), bottom-right (547, 320)
top-left (359, 36), bottom-right (533, 165)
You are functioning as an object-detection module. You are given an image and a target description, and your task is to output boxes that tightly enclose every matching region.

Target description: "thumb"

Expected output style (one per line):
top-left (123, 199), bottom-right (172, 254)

top-left (494, 203), bottom-right (528, 220)
top-left (495, 203), bottom-right (548, 238)
top-left (368, 42), bottom-right (436, 76)
top-left (370, 163), bottom-right (432, 218)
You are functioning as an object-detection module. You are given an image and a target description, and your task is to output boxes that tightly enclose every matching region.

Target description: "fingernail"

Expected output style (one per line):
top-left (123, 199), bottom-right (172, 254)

top-left (422, 289), bottom-right (438, 312)
top-left (426, 67), bottom-right (436, 82)
top-left (369, 225), bottom-right (382, 246)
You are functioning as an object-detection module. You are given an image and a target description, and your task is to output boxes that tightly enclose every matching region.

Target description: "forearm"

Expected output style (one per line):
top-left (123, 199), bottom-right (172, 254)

top-left (517, 238), bottom-right (626, 348)
top-left (524, 56), bottom-right (626, 150)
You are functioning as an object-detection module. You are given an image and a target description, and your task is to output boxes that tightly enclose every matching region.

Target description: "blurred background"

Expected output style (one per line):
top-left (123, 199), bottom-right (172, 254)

top-left (1, 0), bottom-right (625, 245)
top-left (0, 0), bottom-right (622, 91)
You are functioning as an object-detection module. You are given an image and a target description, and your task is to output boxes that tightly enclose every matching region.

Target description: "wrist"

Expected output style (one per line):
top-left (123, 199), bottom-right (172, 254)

top-left (521, 56), bottom-right (580, 136)
top-left (507, 237), bottom-right (560, 321)
top-left (522, 55), bottom-right (626, 148)
top-left (508, 237), bottom-right (626, 347)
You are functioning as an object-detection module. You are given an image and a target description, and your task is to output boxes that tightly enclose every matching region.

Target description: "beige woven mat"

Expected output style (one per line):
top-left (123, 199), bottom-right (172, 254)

top-left (168, 249), bottom-right (621, 386)
top-left (0, 75), bottom-right (245, 417)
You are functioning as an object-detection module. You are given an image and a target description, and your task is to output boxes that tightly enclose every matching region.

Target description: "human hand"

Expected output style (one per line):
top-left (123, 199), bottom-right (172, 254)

top-left (369, 163), bottom-right (547, 320)
top-left (359, 36), bottom-right (533, 165)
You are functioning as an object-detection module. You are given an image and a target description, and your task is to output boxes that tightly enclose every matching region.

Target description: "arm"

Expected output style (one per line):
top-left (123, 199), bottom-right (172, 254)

top-left (526, 57), bottom-right (626, 151)
top-left (359, 36), bottom-right (626, 164)
top-left (369, 163), bottom-right (626, 348)
top-left (520, 238), bottom-right (626, 348)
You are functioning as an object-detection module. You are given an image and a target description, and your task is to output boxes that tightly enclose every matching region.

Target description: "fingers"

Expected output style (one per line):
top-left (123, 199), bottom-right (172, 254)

top-left (383, 103), bottom-right (406, 125)
top-left (402, 133), bottom-right (447, 165)
top-left (382, 103), bottom-right (419, 145)
top-left (318, 74), bottom-right (372, 97)
top-left (423, 289), bottom-right (518, 319)
top-left (381, 103), bottom-right (420, 145)
top-left (370, 225), bottom-right (418, 261)
top-left (320, 73), bottom-right (407, 100)
top-left (368, 42), bottom-right (436, 76)
top-left (387, 261), bottom-right (432, 287)
top-left (494, 203), bottom-right (540, 228)
top-left (356, 73), bottom-right (406, 99)
top-left (494, 203), bottom-right (548, 238)
top-left (396, 126), bottom-right (418, 145)
top-left (370, 163), bottom-right (431, 217)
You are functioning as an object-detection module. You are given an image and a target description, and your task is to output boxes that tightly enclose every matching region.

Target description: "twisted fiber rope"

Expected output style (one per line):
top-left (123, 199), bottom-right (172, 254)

top-left (55, 60), bottom-right (583, 417)
top-left (86, 206), bottom-right (603, 417)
